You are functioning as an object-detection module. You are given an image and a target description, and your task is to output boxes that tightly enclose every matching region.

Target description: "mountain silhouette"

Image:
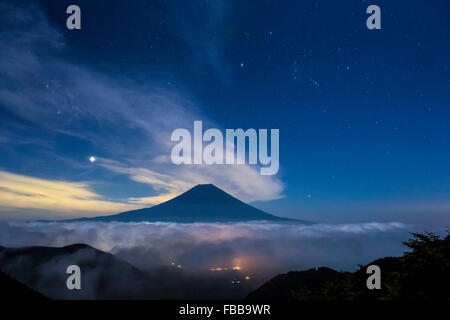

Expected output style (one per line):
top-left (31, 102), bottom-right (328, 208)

top-left (247, 232), bottom-right (450, 301)
top-left (0, 243), bottom-right (146, 299)
top-left (0, 268), bottom-right (48, 300)
top-left (0, 243), bottom-right (257, 299)
top-left (74, 184), bottom-right (306, 223)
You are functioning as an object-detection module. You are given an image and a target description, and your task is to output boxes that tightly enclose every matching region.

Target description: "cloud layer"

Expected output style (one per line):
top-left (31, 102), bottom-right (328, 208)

top-left (1, 221), bottom-right (445, 277)
top-left (0, 221), bottom-right (446, 299)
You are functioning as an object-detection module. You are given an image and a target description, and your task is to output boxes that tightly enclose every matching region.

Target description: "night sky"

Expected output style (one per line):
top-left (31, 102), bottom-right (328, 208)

top-left (0, 0), bottom-right (449, 224)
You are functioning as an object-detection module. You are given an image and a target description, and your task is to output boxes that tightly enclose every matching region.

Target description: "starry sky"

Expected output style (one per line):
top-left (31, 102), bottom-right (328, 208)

top-left (0, 0), bottom-right (449, 224)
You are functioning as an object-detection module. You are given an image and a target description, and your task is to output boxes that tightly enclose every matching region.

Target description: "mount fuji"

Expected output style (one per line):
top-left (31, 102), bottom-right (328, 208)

top-left (71, 184), bottom-right (307, 223)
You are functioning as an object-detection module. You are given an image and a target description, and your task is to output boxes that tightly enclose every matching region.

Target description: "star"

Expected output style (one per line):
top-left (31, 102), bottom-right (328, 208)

top-left (89, 156), bottom-right (96, 163)
top-left (311, 79), bottom-right (320, 87)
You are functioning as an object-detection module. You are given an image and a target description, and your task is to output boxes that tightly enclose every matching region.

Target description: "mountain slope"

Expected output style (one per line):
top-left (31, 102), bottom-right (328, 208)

top-left (247, 232), bottom-right (450, 300)
top-left (0, 243), bottom-right (147, 299)
top-left (75, 184), bottom-right (304, 223)
top-left (0, 268), bottom-right (48, 300)
top-left (247, 267), bottom-right (343, 300)
top-left (0, 244), bottom-right (257, 299)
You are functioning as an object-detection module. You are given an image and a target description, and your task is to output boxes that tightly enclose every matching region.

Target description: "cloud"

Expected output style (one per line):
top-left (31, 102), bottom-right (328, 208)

top-left (0, 221), bottom-right (445, 299)
top-left (0, 170), bottom-right (140, 220)
top-left (0, 221), bottom-right (446, 277)
top-left (99, 158), bottom-right (284, 205)
top-left (0, 1), bottom-right (285, 220)
top-left (163, 0), bottom-right (234, 83)
top-left (97, 158), bottom-right (191, 206)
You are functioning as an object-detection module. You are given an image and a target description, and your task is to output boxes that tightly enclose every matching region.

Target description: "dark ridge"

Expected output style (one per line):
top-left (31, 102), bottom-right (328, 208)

top-left (0, 243), bottom-right (146, 299)
top-left (247, 267), bottom-right (341, 300)
top-left (0, 243), bottom-right (256, 299)
top-left (247, 232), bottom-right (450, 301)
top-left (0, 270), bottom-right (48, 300)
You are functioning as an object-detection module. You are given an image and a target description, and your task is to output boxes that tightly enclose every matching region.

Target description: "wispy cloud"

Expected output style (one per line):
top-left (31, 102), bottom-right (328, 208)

top-left (0, 1), bottom-right (285, 220)
top-left (97, 158), bottom-right (284, 204)
top-left (0, 170), bottom-right (140, 220)
top-left (164, 0), bottom-right (234, 83)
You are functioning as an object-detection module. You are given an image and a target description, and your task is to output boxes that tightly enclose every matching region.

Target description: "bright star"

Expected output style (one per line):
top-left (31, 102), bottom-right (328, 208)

top-left (89, 156), bottom-right (96, 163)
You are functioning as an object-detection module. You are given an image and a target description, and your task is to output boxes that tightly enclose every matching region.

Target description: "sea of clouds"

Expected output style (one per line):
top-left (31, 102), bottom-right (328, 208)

top-left (0, 221), bottom-right (447, 299)
top-left (0, 221), bottom-right (446, 277)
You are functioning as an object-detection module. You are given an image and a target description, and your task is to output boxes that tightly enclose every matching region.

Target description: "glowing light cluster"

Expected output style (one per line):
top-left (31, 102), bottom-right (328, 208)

top-left (210, 267), bottom-right (228, 271)
top-left (209, 266), bottom-right (242, 271)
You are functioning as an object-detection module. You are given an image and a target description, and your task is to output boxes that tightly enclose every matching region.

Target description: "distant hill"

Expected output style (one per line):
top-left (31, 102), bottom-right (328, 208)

top-left (71, 184), bottom-right (308, 223)
top-left (0, 243), bottom-right (257, 299)
top-left (247, 232), bottom-right (450, 300)
top-left (247, 267), bottom-right (343, 300)
top-left (0, 243), bottom-right (147, 299)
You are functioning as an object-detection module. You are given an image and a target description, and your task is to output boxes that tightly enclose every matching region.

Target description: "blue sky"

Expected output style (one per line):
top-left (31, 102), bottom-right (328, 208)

top-left (0, 0), bottom-right (449, 224)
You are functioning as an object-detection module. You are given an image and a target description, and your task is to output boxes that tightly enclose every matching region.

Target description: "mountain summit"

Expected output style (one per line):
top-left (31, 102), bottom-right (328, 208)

top-left (75, 184), bottom-right (300, 223)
